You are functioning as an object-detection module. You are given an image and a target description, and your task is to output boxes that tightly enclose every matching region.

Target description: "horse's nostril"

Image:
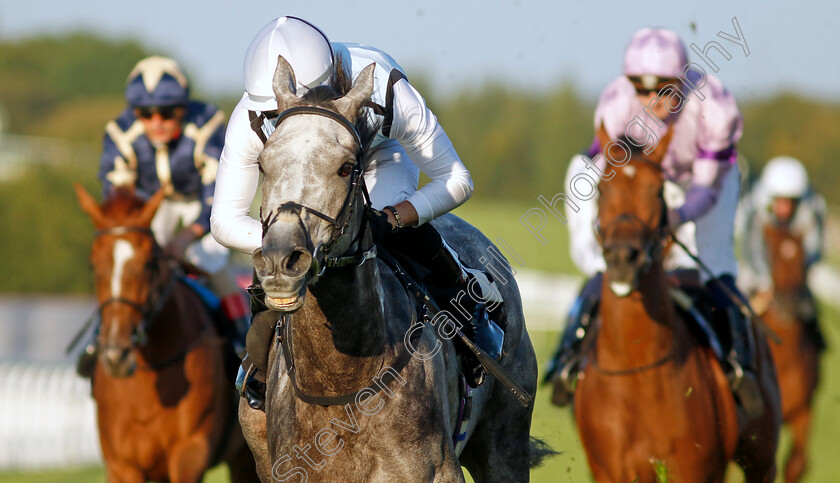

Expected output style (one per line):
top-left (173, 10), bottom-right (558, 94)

top-left (283, 249), bottom-right (312, 275)
top-left (628, 248), bottom-right (640, 261)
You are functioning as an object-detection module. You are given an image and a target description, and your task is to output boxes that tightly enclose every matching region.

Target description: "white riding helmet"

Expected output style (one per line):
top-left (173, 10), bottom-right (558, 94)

top-left (623, 28), bottom-right (687, 78)
top-left (762, 156), bottom-right (809, 199)
top-left (242, 16), bottom-right (334, 111)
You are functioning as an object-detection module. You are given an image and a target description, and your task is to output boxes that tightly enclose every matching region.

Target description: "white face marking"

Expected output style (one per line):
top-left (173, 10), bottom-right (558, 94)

top-left (781, 239), bottom-right (799, 260)
top-left (609, 281), bottom-right (633, 297)
top-left (111, 239), bottom-right (135, 298)
top-left (624, 165), bottom-right (636, 178)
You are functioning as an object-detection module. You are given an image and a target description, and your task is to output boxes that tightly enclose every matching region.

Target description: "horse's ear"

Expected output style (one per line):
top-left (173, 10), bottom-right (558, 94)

top-left (595, 122), bottom-right (612, 154)
top-left (335, 62), bottom-right (375, 123)
top-left (647, 123), bottom-right (675, 164)
top-left (272, 55), bottom-right (299, 112)
top-left (75, 183), bottom-right (107, 228)
top-left (137, 189), bottom-right (166, 226)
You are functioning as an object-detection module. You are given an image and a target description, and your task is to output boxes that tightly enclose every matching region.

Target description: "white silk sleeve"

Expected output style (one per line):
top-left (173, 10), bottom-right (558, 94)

top-left (210, 97), bottom-right (264, 255)
top-left (387, 79), bottom-right (473, 225)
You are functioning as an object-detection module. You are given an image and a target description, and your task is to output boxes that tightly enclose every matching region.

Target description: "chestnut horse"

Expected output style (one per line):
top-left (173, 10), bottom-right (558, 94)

top-left (573, 126), bottom-right (781, 482)
top-left (757, 221), bottom-right (822, 482)
top-left (75, 184), bottom-right (257, 483)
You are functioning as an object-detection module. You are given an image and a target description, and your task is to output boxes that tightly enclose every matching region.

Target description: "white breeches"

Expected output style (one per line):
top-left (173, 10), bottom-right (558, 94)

top-left (151, 198), bottom-right (230, 275)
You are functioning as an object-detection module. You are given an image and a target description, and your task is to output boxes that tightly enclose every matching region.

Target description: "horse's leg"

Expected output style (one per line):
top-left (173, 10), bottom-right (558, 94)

top-left (168, 436), bottom-right (211, 483)
top-left (784, 407), bottom-right (812, 483)
top-left (459, 392), bottom-right (534, 482)
top-left (737, 336), bottom-right (781, 483)
top-left (239, 399), bottom-right (273, 482)
top-left (105, 461), bottom-right (145, 483)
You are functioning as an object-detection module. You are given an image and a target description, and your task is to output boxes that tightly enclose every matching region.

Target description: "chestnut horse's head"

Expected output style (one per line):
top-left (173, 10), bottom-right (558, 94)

top-left (75, 184), bottom-right (166, 377)
top-left (763, 222), bottom-right (807, 317)
top-left (596, 123), bottom-right (674, 296)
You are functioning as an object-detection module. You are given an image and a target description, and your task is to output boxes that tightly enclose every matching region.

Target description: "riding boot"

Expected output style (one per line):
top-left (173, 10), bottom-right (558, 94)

top-left (797, 287), bottom-right (826, 351)
top-left (235, 279), bottom-right (270, 411)
top-left (425, 241), bottom-right (505, 387)
top-left (544, 273), bottom-right (601, 406)
top-left (76, 314), bottom-right (101, 378)
top-left (707, 274), bottom-right (764, 419)
top-left (76, 342), bottom-right (98, 378)
top-left (432, 242), bottom-right (505, 351)
top-left (236, 357), bottom-right (266, 411)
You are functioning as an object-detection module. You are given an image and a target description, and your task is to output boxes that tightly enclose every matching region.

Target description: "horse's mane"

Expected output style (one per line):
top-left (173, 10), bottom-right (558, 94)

top-left (300, 54), bottom-right (381, 172)
top-left (613, 134), bottom-right (648, 158)
top-left (101, 186), bottom-right (147, 218)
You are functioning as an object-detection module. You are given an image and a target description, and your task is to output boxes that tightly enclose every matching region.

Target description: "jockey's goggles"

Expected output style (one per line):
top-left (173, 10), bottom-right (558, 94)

top-left (134, 105), bottom-right (185, 121)
top-left (627, 75), bottom-right (680, 96)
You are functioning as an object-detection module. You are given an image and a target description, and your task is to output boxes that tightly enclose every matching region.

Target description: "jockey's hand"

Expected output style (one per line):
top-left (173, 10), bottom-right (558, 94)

top-left (666, 209), bottom-right (683, 232)
top-left (164, 225), bottom-right (203, 260)
top-left (367, 208), bottom-right (396, 242)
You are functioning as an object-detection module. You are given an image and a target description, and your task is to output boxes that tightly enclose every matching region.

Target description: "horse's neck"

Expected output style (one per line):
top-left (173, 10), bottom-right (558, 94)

top-left (138, 266), bottom-right (206, 366)
top-left (292, 253), bottom-right (387, 386)
top-left (599, 263), bottom-right (679, 363)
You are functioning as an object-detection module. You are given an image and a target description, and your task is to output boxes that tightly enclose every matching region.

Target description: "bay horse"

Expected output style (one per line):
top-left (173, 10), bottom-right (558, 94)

top-left (572, 126), bottom-right (781, 482)
top-left (758, 220), bottom-right (823, 482)
top-left (237, 56), bottom-right (547, 482)
top-left (75, 184), bottom-right (257, 482)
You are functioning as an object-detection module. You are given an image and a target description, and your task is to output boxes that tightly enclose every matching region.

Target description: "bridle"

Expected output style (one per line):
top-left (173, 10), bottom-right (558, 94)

top-left (93, 226), bottom-right (174, 346)
top-left (596, 158), bottom-right (669, 274)
top-left (259, 105), bottom-right (378, 285)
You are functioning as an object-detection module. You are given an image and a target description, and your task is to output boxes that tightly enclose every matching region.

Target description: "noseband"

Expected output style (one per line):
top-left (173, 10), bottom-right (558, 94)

top-left (260, 105), bottom-right (377, 284)
top-left (93, 226), bottom-right (174, 346)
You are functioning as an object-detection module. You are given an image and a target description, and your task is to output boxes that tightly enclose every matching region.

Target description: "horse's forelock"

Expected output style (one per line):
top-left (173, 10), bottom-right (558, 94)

top-left (296, 54), bottom-right (380, 172)
top-left (101, 187), bottom-right (148, 219)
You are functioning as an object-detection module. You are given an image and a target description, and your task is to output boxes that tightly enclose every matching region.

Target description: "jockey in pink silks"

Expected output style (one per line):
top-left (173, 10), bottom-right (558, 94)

top-left (546, 28), bottom-right (763, 415)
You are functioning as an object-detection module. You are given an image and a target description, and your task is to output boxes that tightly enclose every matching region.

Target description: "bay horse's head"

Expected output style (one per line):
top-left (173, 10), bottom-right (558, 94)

top-left (75, 184), bottom-right (166, 377)
top-left (596, 123), bottom-right (674, 296)
top-left (254, 55), bottom-right (377, 312)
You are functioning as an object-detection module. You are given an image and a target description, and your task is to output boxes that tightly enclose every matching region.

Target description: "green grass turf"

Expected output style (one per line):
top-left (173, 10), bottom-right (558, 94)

top-left (4, 304), bottom-right (838, 482)
top-left (2, 198), bottom-right (839, 482)
top-left (452, 197), bottom-right (578, 275)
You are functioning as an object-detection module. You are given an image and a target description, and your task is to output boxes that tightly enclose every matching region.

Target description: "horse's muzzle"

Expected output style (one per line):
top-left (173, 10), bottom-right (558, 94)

top-left (603, 243), bottom-right (646, 297)
top-left (100, 345), bottom-right (137, 378)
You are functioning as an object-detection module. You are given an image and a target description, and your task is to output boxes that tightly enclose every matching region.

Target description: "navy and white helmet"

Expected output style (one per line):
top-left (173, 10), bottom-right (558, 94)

top-left (125, 56), bottom-right (190, 107)
top-left (242, 16), bottom-right (334, 111)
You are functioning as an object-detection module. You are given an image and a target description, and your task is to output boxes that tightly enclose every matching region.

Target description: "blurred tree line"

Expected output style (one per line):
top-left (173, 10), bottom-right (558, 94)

top-left (1, 33), bottom-right (838, 293)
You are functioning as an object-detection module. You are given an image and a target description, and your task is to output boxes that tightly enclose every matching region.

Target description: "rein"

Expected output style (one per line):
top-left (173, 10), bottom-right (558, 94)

top-left (590, 346), bottom-right (676, 376)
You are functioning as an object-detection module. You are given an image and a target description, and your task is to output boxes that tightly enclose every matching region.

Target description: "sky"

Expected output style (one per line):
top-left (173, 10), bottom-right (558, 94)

top-left (1, 1), bottom-right (838, 102)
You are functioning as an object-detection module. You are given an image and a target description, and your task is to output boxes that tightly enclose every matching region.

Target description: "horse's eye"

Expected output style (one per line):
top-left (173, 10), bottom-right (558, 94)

top-left (337, 162), bottom-right (355, 177)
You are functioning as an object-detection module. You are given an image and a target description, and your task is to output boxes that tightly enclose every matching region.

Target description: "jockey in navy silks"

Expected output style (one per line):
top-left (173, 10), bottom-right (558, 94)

top-left (98, 56), bottom-right (250, 355)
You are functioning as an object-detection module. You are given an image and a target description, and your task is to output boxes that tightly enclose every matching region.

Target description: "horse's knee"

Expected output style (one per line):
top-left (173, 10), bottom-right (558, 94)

top-left (106, 462), bottom-right (145, 483)
top-left (239, 399), bottom-right (272, 481)
top-left (168, 438), bottom-right (211, 483)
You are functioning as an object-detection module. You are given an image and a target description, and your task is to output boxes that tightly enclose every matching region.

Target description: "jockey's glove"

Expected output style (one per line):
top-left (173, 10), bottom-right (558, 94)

top-left (368, 207), bottom-right (396, 242)
top-left (164, 227), bottom-right (201, 260)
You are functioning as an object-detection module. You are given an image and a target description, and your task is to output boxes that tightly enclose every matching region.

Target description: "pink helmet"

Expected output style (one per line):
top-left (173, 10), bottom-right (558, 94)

top-left (623, 28), bottom-right (687, 78)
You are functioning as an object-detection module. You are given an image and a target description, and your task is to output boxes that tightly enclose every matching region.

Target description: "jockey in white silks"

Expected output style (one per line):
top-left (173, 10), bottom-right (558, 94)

top-left (210, 16), bottom-right (503, 409)
top-left (546, 28), bottom-right (763, 413)
top-left (738, 156), bottom-right (825, 329)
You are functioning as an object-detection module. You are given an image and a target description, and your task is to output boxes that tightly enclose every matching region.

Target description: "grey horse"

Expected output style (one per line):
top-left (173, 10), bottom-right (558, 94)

top-left (238, 55), bottom-right (550, 482)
